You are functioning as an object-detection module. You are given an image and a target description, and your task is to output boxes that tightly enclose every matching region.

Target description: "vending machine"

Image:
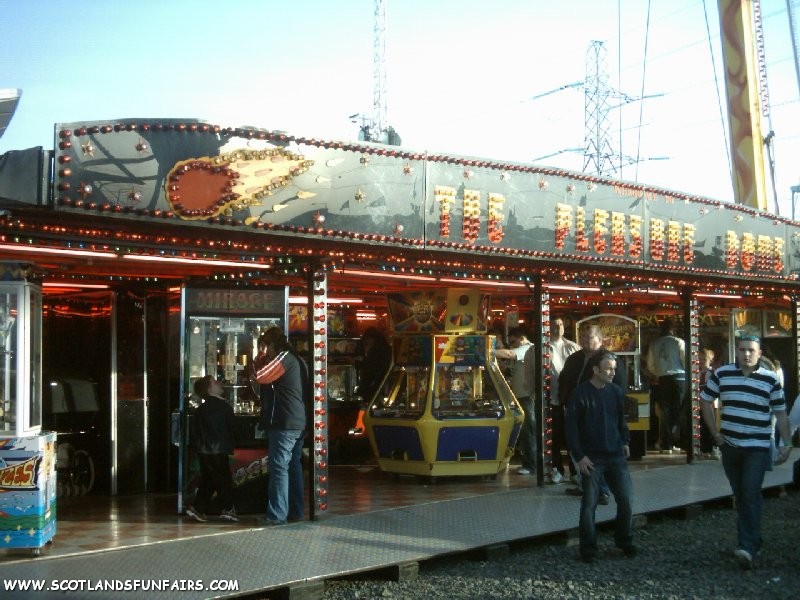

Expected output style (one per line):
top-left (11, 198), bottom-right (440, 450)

top-left (0, 275), bottom-right (57, 555)
top-left (176, 286), bottom-right (287, 514)
top-left (364, 290), bottom-right (523, 478)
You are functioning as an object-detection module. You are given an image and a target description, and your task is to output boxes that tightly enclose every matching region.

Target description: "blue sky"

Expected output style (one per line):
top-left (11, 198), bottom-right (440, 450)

top-left (1, 0), bottom-right (798, 215)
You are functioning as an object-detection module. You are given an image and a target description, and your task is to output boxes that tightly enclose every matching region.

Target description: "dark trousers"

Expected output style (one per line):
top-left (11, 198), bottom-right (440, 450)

top-left (550, 404), bottom-right (570, 475)
top-left (656, 374), bottom-right (685, 449)
top-left (699, 415), bottom-right (715, 453)
top-left (517, 396), bottom-right (537, 471)
top-left (195, 453), bottom-right (234, 513)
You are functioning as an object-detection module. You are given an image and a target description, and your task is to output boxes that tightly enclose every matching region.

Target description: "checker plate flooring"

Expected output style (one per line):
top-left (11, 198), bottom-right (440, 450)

top-left (0, 454), bottom-right (795, 599)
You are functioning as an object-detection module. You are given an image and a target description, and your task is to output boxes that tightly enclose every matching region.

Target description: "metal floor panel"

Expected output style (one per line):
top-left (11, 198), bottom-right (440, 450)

top-left (0, 460), bottom-right (794, 600)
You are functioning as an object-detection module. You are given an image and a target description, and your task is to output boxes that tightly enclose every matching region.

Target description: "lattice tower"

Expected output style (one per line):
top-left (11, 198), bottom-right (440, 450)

top-left (583, 40), bottom-right (617, 177)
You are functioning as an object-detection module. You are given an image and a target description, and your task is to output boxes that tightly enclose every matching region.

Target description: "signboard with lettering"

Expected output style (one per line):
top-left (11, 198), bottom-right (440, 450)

top-left (184, 287), bottom-right (287, 316)
top-left (577, 314), bottom-right (639, 354)
top-left (53, 120), bottom-right (800, 285)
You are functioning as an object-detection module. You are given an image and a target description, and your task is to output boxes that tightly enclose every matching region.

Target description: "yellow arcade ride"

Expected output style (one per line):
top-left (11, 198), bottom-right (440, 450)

top-left (364, 289), bottom-right (524, 479)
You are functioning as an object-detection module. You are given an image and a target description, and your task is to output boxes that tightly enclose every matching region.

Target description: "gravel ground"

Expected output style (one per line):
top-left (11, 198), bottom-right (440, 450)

top-left (320, 484), bottom-right (800, 600)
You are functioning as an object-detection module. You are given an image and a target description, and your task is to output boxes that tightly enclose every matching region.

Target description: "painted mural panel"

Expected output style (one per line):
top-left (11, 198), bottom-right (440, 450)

top-left (52, 120), bottom-right (798, 284)
top-left (0, 432), bottom-right (57, 550)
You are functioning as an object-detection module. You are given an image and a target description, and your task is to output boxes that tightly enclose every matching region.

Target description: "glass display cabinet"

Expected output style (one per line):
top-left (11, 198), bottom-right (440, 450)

top-left (0, 280), bottom-right (42, 436)
top-left (0, 277), bottom-right (56, 555)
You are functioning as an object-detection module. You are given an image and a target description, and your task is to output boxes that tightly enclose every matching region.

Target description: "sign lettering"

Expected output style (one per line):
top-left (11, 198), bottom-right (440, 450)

top-left (725, 231), bottom-right (784, 273)
top-left (186, 289), bottom-right (286, 314)
top-left (435, 186), bottom-right (506, 244)
top-left (0, 456), bottom-right (39, 490)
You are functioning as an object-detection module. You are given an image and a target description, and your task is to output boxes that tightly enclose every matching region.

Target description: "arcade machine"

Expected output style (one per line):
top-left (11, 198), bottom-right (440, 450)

top-left (364, 290), bottom-right (523, 478)
top-left (176, 286), bottom-right (287, 514)
top-left (0, 275), bottom-right (57, 556)
top-left (289, 304), bottom-right (363, 462)
top-left (325, 337), bottom-right (364, 462)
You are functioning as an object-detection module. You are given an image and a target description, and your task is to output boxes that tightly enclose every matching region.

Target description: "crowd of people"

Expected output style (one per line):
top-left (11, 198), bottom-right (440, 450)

top-left (495, 316), bottom-right (799, 567)
top-left (184, 315), bottom-right (799, 570)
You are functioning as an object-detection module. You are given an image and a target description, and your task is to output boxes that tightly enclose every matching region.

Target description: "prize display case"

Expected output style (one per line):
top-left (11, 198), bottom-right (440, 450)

top-left (0, 277), bottom-right (56, 554)
top-left (0, 281), bottom-right (42, 437)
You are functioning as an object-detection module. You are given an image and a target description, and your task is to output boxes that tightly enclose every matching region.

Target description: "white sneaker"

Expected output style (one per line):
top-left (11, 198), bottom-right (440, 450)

top-left (551, 470), bottom-right (564, 484)
top-left (517, 467), bottom-right (533, 475)
top-left (734, 548), bottom-right (752, 569)
top-left (185, 505), bottom-right (207, 522)
top-left (220, 508), bottom-right (239, 522)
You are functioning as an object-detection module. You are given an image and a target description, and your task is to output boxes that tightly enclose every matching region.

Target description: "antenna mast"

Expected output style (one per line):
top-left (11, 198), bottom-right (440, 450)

top-left (372, 0), bottom-right (387, 143)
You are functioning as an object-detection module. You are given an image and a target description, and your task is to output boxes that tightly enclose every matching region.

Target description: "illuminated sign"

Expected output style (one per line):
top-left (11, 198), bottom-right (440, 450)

top-left (185, 288), bottom-right (287, 314)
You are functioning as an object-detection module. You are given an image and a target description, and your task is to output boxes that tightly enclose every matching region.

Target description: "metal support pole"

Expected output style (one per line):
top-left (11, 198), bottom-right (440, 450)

top-left (682, 288), bottom-right (700, 464)
top-left (532, 277), bottom-right (548, 487)
top-left (307, 261), bottom-right (329, 520)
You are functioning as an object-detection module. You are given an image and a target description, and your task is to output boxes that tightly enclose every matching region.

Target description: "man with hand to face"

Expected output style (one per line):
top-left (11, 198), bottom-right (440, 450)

top-left (565, 351), bottom-right (636, 564)
top-left (700, 334), bottom-right (793, 570)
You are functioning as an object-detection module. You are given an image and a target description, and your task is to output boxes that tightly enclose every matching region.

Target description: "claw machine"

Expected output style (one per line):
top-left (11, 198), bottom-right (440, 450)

top-left (364, 289), bottom-right (524, 478)
top-left (0, 274), bottom-right (57, 556)
top-left (176, 286), bottom-right (288, 515)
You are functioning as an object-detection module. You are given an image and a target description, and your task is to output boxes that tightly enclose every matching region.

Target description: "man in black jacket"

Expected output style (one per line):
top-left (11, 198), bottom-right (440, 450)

top-left (565, 351), bottom-right (635, 563)
top-left (186, 375), bottom-right (238, 522)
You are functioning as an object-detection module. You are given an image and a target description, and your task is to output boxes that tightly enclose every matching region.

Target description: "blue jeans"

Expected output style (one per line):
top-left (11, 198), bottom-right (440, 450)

top-left (574, 469), bottom-right (611, 495)
top-left (579, 453), bottom-right (633, 554)
top-left (720, 444), bottom-right (771, 557)
top-left (267, 429), bottom-right (305, 523)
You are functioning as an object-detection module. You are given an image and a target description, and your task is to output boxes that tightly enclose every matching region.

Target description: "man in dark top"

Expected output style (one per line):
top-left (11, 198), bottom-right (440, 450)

top-left (356, 327), bottom-right (392, 403)
top-left (254, 327), bottom-right (309, 526)
top-left (186, 374), bottom-right (238, 522)
top-left (645, 319), bottom-right (686, 452)
top-left (565, 351), bottom-right (635, 563)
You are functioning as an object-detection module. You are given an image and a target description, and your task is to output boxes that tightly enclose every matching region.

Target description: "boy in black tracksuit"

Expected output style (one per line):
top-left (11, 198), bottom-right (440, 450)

top-left (186, 375), bottom-right (238, 522)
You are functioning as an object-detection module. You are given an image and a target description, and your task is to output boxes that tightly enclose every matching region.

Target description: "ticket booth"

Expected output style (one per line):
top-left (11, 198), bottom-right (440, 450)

top-left (364, 290), bottom-right (524, 478)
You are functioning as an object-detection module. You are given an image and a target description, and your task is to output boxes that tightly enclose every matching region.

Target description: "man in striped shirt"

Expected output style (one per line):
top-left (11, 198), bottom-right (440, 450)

top-left (700, 334), bottom-right (793, 570)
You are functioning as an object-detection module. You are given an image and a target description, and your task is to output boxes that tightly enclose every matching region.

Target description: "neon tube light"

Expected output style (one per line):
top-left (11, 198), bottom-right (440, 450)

top-left (438, 277), bottom-right (527, 288)
top-left (43, 282), bottom-right (110, 290)
top-left (696, 293), bottom-right (743, 299)
top-left (625, 288), bottom-right (679, 296)
top-left (289, 296), bottom-right (363, 305)
top-left (334, 269), bottom-right (436, 282)
top-left (544, 284), bottom-right (602, 292)
top-left (121, 255), bottom-right (272, 269)
top-left (0, 243), bottom-right (117, 258)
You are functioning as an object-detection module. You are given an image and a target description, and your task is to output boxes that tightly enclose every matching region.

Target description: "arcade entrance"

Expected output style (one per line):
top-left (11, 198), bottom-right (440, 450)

top-left (42, 284), bottom-right (176, 496)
